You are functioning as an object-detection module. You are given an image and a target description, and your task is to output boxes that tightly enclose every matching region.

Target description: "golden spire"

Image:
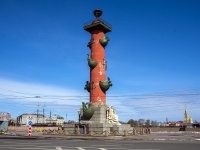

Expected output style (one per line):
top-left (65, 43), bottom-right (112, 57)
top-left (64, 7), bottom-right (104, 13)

top-left (184, 100), bottom-right (193, 123)
top-left (184, 100), bottom-right (187, 113)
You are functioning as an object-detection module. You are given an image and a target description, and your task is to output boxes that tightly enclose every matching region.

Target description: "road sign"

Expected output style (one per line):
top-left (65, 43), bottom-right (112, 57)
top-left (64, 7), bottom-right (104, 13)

top-left (28, 120), bottom-right (32, 126)
top-left (28, 125), bottom-right (32, 136)
top-left (28, 114), bottom-right (32, 120)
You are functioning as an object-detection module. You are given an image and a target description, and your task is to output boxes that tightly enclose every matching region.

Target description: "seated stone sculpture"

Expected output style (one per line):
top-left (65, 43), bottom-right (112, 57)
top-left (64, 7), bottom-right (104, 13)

top-left (106, 105), bottom-right (120, 125)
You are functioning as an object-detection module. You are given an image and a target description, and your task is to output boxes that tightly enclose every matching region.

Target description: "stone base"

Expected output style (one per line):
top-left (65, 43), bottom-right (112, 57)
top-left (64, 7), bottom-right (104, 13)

top-left (63, 103), bottom-right (133, 135)
top-left (63, 121), bottom-right (133, 135)
top-left (87, 122), bottom-right (112, 134)
top-left (111, 124), bottom-right (133, 134)
top-left (87, 123), bottom-right (133, 134)
top-left (63, 123), bottom-right (77, 134)
top-left (88, 104), bottom-right (107, 123)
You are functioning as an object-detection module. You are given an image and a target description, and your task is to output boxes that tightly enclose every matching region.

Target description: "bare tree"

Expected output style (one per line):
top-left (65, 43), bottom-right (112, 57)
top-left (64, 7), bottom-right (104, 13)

top-left (138, 119), bottom-right (145, 127)
top-left (127, 119), bottom-right (138, 127)
top-left (145, 119), bottom-right (151, 127)
top-left (151, 120), bottom-right (157, 127)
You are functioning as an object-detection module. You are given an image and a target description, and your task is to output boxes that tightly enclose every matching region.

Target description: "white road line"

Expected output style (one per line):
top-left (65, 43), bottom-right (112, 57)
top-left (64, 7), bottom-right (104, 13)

top-left (92, 145), bottom-right (118, 147)
top-left (56, 147), bottom-right (63, 150)
top-left (104, 147), bottom-right (126, 150)
top-left (76, 147), bottom-right (85, 150)
top-left (98, 148), bottom-right (107, 150)
top-left (104, 148), bottom-right (125, 149)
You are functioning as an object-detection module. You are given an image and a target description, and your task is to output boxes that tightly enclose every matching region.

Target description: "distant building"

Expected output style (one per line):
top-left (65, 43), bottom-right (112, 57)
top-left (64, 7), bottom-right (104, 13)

top-left (165, 122), bottom-right (181, 127)
top-left (184, 102), bottom-right (193, 124)
top-left (0, 112), bottom-right (11, 131)
top-left (0, 112), bottom-right (11, 121)
top-left (45, 114), bottom-right (64, 126)
top-left (17, 113), bottom-right (64, 126)
top-left (17, 113), bottom-right (44, 126)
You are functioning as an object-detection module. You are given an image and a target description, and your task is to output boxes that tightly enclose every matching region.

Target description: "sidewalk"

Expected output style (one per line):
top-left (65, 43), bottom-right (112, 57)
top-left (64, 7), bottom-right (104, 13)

top-left (1, 131), bottom-right (200, 141)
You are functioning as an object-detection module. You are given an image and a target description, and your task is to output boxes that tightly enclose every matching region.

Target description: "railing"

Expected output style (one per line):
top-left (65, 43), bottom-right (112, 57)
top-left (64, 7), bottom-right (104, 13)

top-left (84, 18), bottom-right (112, 29)
top-left (41, 128), bottom-right (151, 137)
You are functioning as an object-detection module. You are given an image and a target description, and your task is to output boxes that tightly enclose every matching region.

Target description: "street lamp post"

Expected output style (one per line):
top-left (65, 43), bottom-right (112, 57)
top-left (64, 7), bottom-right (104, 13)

top-left (77, 110), bottom-right (81, 135)
top-left (77, 110), bottom-right (80, 124)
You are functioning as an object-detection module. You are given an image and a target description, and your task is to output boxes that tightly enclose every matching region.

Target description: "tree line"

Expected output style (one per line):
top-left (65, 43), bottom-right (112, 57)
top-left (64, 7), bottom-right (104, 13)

top-left (122, 119), bottom-right (159, 127)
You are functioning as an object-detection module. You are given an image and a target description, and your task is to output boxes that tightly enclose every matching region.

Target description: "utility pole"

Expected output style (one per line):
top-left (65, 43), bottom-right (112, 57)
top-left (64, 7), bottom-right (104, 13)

top-left (37, 102), bottom-right (39, 126)
top-left (43, 103), bottom-right (45, 125)
top-left (50, 110), bottom-right (51, 124)
top-left (34, 96), bottom-right (41, 126)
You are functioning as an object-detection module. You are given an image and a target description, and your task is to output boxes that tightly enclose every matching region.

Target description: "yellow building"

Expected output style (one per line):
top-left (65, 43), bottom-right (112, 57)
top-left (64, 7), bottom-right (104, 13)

top-left (184, 102), bottom-right (193, 123)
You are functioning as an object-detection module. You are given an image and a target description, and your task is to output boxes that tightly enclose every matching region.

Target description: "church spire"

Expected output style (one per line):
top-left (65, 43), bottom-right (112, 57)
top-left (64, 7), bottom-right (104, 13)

top-left (184, 100), bottom-right (193, 123)
top-left (184, 100), bottom-right (187, 113)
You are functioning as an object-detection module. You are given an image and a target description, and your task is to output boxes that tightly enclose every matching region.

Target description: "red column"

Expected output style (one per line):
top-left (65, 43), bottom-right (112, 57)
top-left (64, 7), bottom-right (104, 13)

top-left (90, 30), bottom-right (106, 104)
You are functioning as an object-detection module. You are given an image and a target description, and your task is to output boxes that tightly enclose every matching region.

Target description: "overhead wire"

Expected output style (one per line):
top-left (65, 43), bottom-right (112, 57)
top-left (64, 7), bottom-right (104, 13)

top-left (0, 87), bottom-right (199, 112)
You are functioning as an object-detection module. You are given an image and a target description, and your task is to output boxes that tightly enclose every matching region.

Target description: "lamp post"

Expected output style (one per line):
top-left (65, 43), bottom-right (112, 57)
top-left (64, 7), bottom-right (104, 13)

top-left (77, 110), bottom-right (80, 124)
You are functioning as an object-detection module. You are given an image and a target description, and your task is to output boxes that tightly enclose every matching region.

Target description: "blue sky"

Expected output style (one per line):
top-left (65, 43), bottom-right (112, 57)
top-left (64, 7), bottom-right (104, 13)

top-left (0, 0), bottom-right (200, 123)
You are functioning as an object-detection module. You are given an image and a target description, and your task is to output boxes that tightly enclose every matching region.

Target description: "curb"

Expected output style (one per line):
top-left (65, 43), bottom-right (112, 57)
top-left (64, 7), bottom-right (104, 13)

top-left (1, 135), bottom-right (200, 141)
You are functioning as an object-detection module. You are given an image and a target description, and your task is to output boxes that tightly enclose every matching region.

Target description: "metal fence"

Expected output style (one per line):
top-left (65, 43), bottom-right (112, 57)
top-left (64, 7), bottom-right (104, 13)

top-left (84, 18), bottom-right (112, 29)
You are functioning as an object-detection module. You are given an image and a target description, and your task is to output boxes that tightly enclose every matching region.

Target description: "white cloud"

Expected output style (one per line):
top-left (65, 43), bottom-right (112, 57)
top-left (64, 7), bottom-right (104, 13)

top-left (0, 78), bottom-right (87, 120)
top-left (107, 91), bottom-right (200, 122)
top-left (0, 77), bottom-right (200, 122)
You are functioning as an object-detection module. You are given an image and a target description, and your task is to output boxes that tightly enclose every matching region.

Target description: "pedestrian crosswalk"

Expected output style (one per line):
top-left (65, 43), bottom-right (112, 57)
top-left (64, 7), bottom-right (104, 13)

top-left (0, 139), bottom-right (160, 150)
top-left (0, 145), bottom-right (159, 150)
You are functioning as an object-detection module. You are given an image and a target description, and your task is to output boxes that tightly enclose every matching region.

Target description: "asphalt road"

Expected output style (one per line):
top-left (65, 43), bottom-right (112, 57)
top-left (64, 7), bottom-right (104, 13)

top-left (0, 139), bottom-right (200, 150)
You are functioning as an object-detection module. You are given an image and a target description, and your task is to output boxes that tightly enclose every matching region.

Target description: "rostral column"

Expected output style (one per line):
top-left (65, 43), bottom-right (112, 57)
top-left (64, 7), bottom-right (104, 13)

top-left (84, 10), bottom-right (112, 107)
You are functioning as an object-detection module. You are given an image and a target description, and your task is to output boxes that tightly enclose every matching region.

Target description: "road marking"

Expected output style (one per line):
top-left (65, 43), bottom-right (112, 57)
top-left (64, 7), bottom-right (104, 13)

top-left (76, 147), bottom-right (85, 150)
top-left (195, 139), bottom-right (200, 141)
top-left (92, 145), bottom-right (119, 147)
top-left (98, 148), bottom-right (107, 150)
top-left (100, 148), bottom-right (125, 149)
top-left (56, 147), bottom-right (62, 150)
